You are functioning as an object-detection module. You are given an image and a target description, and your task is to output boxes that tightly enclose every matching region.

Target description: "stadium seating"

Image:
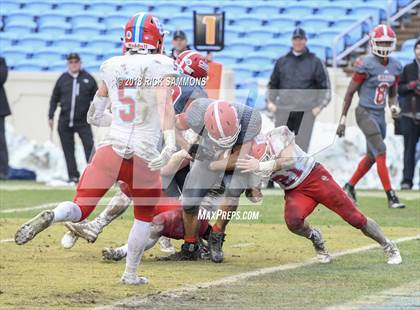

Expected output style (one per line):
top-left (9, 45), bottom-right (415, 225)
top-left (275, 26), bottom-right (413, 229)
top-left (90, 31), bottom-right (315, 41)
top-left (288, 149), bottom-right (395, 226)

top-left (0, 0), bottom-right (412, 92)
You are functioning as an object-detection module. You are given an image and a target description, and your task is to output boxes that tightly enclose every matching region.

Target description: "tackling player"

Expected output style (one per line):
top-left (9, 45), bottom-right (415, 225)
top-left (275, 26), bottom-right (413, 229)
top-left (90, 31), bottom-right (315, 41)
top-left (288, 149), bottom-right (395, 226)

top-left (336, 24), bottom-right (405, 209)
top-left (15, 13), bottom-right (178, 285)
top-left (164, 98), bottom-right (262, 263)
top-left (237, 126), bottom-right (402, 265)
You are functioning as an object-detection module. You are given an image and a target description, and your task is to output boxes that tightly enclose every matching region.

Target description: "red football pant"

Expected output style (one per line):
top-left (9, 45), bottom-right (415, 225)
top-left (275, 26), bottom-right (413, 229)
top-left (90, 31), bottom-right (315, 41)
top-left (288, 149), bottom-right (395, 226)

top-left (74, 145), bottom-right (161, 222)
top-left (284, 164), bottom-right (367, 232)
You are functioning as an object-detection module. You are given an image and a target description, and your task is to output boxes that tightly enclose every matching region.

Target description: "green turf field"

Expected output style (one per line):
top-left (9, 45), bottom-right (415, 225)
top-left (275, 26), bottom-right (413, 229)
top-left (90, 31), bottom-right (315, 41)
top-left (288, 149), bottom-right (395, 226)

top-left (0, 182), bottom-right (419, 309)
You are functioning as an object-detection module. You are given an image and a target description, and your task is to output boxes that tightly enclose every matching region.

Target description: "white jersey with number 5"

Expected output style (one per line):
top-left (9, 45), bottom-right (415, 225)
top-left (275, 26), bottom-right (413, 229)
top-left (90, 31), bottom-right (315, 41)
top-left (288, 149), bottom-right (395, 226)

top-left (99, 53), bottom-right (178, 161)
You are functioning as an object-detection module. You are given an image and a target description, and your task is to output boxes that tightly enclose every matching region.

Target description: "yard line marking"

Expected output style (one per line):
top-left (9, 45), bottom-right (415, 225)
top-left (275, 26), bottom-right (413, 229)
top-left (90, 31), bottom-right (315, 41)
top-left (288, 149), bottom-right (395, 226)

top-left (0, 238), bottom-right (14, 243)
top-left (327, 280), bottom-right (420, 309)
top-left (95, 235), bottom-right (420, 310)
top-left (0, 202), bottom-right (59, 213)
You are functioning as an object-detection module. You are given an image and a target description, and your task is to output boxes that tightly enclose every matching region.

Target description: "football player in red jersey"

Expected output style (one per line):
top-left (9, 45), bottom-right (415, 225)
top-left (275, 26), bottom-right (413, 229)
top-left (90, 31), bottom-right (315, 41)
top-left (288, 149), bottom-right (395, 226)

top-left (336, 24), bottom-right (405, 209)
top-left (237, 126), bottom-right (402, 265)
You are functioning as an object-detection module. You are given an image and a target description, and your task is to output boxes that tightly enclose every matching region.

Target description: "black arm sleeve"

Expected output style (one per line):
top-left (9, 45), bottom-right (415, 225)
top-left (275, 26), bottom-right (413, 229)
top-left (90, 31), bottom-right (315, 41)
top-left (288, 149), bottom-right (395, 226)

top-left (0, 58), bottom-right (8, 86)
top-left (397, 65), bottom-right (412, 96)
top-left (49, 77), bottom-right (61, 120)
top-left (267, 60), bottom-right (281, 103)
top-left (314, 58), bottom-right (331, 108)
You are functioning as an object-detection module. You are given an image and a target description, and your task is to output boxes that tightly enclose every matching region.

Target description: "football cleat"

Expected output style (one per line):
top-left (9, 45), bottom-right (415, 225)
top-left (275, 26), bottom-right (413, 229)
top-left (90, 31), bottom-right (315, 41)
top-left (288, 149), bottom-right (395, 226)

top-left (343, 183), bottom-right (357, 203)
top-left (158, 236), bottom-right (175, 254)
top-left (102, 247), bottom-right (127, 261)
top-left (383, 241), bottom-right (402, 265)
top-left (120, 272), bottom-right (148, 285)
top-left (15, 210), bottom-right (54, 245)
top-left (65, 221), bottom-right (102, 243)
top-left (158, 242), bottom-right (200, 261)
top-left (386, 190), bottom-right (406, 209)
top-left (61, 231), bottom-right (78, 249)
top-left (310, 228), bottom-right (332, 264)
top-left (208, 231), bottom-right (225, 263)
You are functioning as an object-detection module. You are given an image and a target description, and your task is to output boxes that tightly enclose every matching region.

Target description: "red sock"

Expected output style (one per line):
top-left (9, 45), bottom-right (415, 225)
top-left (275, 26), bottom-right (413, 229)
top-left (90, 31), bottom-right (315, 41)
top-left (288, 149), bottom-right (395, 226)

top-left (212, 224), bottom-right (222, 233)
top-left (184, 236), bottom-right (197, 244)
top-left (375, 153), bottom-right (392, 192)
top-left (349, 156), bottom-right (375, 186)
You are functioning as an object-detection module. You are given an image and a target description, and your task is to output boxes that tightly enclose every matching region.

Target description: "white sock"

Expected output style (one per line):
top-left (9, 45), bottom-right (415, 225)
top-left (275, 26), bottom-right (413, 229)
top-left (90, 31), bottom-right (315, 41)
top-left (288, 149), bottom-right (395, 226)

top-left (52, 201), bottom-right (82, 223)
top-left (124, 219), bottom-right (151, 275)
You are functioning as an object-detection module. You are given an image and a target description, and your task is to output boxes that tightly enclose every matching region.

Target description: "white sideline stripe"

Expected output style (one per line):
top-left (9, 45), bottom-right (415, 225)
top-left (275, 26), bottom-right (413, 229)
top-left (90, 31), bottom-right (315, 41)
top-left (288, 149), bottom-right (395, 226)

top-left (95, 235), bottom-right (420, 310)
top-left (0, 202), bottom-right (59, 213)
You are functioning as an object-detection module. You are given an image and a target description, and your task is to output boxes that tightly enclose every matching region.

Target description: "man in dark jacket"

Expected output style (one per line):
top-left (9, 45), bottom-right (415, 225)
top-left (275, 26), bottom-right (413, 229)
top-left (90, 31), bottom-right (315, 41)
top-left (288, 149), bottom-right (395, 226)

top-left (0, 57), bottom-right (11, 180)
top-left (398, 39), bottom-right (420, 190)
top-left (49, 53), bottom-right (97, 182)
top-left (267, 28), bottom-right (331, 152)
top-left (169, 30), bottom-right (192, 60)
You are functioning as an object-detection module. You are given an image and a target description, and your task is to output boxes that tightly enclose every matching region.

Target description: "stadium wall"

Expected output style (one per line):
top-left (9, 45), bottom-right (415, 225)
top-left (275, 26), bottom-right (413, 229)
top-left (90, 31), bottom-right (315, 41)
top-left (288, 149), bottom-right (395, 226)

top-left (4, 68), bottom-right (384, 145)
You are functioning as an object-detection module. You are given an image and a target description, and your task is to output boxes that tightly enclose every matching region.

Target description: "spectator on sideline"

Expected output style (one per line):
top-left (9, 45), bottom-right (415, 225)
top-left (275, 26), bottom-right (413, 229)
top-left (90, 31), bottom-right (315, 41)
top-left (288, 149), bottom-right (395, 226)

top-left (0, 57), bottom-right (11, 180)
top-left (48, 53), bottom-right (97, 183)
top-left (267, 28), bottom-right (331, 152)
top-left (397, 39), bottom-right (420, 190)
top-left (170, 30), bottom-right (191, 59)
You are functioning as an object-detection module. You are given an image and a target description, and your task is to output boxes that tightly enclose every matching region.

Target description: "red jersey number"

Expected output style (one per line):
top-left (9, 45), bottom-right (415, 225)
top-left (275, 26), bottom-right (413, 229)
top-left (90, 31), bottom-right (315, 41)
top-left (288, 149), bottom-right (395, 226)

top-left (118, 81), bottom-right (136, 122)
top-left (374, 83), bottom-right (388, 105)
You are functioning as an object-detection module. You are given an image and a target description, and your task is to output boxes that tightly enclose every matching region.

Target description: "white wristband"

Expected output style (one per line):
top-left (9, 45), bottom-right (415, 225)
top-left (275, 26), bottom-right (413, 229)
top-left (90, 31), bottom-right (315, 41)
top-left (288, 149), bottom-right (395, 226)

top-left (163, 129), bottom-right (176, 150)
top-left (258, 160), bottom-right (276, 173)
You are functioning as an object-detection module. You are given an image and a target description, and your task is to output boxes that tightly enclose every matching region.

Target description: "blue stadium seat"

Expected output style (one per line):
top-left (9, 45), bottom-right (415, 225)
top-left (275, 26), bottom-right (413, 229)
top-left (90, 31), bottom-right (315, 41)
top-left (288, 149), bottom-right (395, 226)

top-left (83, 62), bottom-right (103, 72)
top-left (232, 17), bottom-right (262, 28)
top-left (102, 50), bottom-right (122, 60)
top-left (307, 44), bottom-right (327, 62)
top-left (77, 51), bottom-right (99, 62)
top-left (38, 25), bottom-right (69, 36)
top-left (224, 29), bottom-right (242, 41)
top-left (52, 38), bottom-right (83, 50)
top-left (0, 50), bottom-right (28, 67)
top-left (244, 31), bottom-right (275, 44)
top-left (401, 39), bottom-right (417, 51)
top-left (165, 16), bottom-right (193, 29)
top-left (118, 2), bottom-right (150, 13)
top-left (266, 17), bottom-right (296, 29)
top-left (216, 4), bottom-right (248, 15)
top-left (72, 24), bottom-right (105, 36)
top-left (1, 2), bottom-right (21, 14)
top-left (15, 37), bottom-right (48, 49)
top-left (251, 5), bottom-right (281, 16)
top-left (0, 37), bottom-right (14, 48)
top-left (4, 25), bottom-right (35, 36)
top-left (233, 67), bottom-right (255, 80)
top-left (5, 13), bottom-right (35, 26)
top-left (332, 20), bottom-right (364, 45)
top-left (23, 2), bottom-right (53, 14)
top-left (245, 56), bottom-right (273, 67)
top-left (283, 5), bottom-right (314, 17)
top-left (105, 26), bottom-right (125, 39)
top-left (299, 18), bottom-right (330, 30)
top-left (393, 51), bottom-right (412, 66)
top-left (316, 6), bottom-right (348, 19)
top-left (31, 50), bottom-right (64, 61)
top-left (214, 55), bottom-right (238, 66)
top-left (48, 61), bottom-right (67, 72)
top-left (248, 51), bottom-right (280, 62)
top-left (104, 14), bottom-right (128, 28)
top-left (350, 6), bottom-right (384, 25)
top-left (182, 4), bottom-right (215, 13)
top-left (398, 0), bottom-right (413, 8)
top-left (264, 43), bottom-right (290, 57)
top-left (316, 30), bottom-right (347, 57)
top-left (224, 43), bottom-right (255, 54)
top-left (14, 62), bottom-right (46, 71)
top-left (86, 39), bottom-right (118, 51)
top-left (71, 14), bottom-right (100, 26)
top-left (55, 2), bottom-right (86, 12)
top-left (256, 69), bottom-right (272, 79)
top-left (367, 0), bottom-right (397, 15)
top-left (86, 2), bottom-right (118, 14)
top-left (38, 14), bottom-right (69, 27)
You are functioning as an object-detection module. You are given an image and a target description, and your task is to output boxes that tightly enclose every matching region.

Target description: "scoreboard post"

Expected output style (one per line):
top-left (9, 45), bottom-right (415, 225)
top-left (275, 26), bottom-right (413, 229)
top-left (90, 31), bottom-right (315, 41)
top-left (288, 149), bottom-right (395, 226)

top-left (193, 12), bottom-right (225, 99)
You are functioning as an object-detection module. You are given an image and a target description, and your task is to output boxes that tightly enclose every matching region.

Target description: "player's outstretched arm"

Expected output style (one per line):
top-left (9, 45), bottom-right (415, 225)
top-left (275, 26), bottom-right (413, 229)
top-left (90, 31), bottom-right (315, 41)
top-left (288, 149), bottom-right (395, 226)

top-left (209, 142), bottom-right (252, 171)
top-left (336, 79), bottom-right (362, 137)
top-left (149, 76), bottom-right (177, 171)
top-left (87, 82), bottom-right (112, 127)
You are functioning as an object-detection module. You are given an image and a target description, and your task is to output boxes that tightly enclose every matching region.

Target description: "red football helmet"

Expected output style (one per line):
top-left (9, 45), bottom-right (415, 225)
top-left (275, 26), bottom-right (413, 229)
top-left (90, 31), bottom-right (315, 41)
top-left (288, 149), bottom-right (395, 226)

top-left (370, 24), bottom-right (396, 58)
top-left (250, 135), bottom-right (273, 162)
top-left (204, 100), bottom-right (241, 148)
top-left (175, 50), bottom-right (209, 79)
top-left (124, 13), bottom-right (165, 53)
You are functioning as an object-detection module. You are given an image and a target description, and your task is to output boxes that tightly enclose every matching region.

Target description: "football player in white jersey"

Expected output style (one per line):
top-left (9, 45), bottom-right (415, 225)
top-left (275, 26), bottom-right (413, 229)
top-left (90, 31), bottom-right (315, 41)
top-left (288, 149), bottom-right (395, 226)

top-left (237, 126), bottom-right (402, 265)
top-left (15, 13), bottom-right (178, 285)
